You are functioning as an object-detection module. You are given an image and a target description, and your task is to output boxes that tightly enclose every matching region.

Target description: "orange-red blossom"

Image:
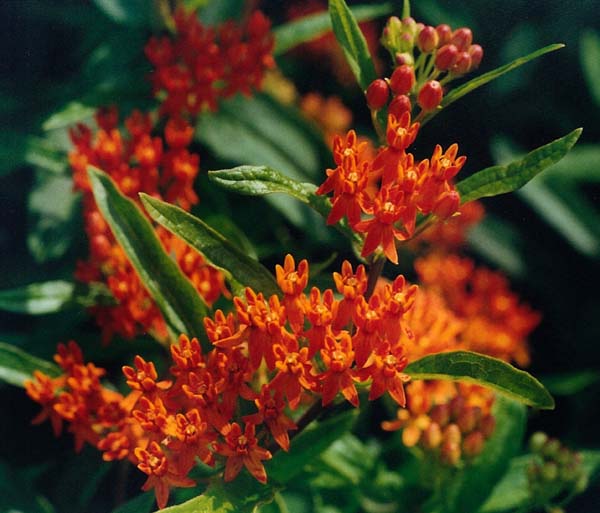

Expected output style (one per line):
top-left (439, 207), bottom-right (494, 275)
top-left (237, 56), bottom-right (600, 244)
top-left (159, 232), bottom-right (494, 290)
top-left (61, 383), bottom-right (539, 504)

top-left (27, 255), bottom-right (429, 508)
top-left (317, 112), bottom-right (466, 264)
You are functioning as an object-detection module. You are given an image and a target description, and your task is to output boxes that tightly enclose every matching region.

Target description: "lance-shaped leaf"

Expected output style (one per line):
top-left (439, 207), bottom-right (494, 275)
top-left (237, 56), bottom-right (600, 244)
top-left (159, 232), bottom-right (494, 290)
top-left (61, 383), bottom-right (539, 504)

top-left (274, 3), bottom-right (391, 56)
top-left (328, 0), bottom-right (377, 90)
top-left (457, 129), bottom-right (582, 204)
top-left (405, 351), bottom-right (554, 409)
top-left (208, 165), bottom-right (361, 245)
top-left (0, 280), bottom-right (113, 315)
top-left (0, 342), bottom-right (60, 387)
top-left (87, 167), bottom-right (208, 343)
top-left (421, 44), bottom-right (565, 126)
top-left (140, 194), bottom-right (279, 298)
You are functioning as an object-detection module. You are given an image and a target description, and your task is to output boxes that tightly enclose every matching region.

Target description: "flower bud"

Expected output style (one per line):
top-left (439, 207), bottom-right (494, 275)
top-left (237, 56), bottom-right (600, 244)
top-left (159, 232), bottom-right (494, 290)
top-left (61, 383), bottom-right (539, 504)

top-left (451, 27), bottom-right (473, 52)
top-left (382, 16), bottom-right (417, 54)
top-left (390, 65), bottom-right (415, 95)
top-left (449, 396), bottom-right (465, 419)
top-left (433, 191), bottom-right (460, 220)
top-left (91, 235), bottom-right (112, 259)
top-left (429, 404), bottom-right (450, 426)
top-left (457, 405), bottom-right (481, 433)
top-left (574, 473), bottom-right (589, 493)
top-left (436, 24), bottom-right (453, 45)
top-left (422, 422), bottom-right (443, 449)
top-left (395, 52), bottom-right (414, 66)
top-left (542, 438), bottom-right (561, 459)
top-left (529, 431), bottom-right (548, 453)
top-left (468, 44), bottom-right (484, 70)
top-left (435, 44), bottom-right (458, 71)
top-left (541, 462), bottom-right (558, 482)
top-left (441, 440), bottom-right (461, 466)
top-left (417, 80), bottom-right (443, 111)
top-left (366, 79), bottom-right (390, 110)
top-left (418, 26), bottom-right (439, 53)
top-left (388, 94), bottom-right (412, 118)
top-left (463, 431), bottom-right (485, 457)
top-left (452, 51), bottom-right (472, 75)
top-left (444, 423), bottom-right (462, 444)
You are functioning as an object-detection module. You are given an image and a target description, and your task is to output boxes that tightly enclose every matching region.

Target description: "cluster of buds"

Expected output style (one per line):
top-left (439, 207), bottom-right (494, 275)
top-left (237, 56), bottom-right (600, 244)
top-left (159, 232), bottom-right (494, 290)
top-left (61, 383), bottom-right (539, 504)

top-left (527, 432), bottom-right (588, 508)
top-left (317, 112), bottom-right (466, 264)
top-left (382, 380), bottom-right (496, 465)
top-left (366, 17), bottom-right (483, 116)
top-left (69, 107), bottom-right (227, 343)
top-left (415, 253), bottom-right (540, 366)
top-left (26, 255), bottom-right (433, 508)
top-left (145, 9), bottom-right (274, 116)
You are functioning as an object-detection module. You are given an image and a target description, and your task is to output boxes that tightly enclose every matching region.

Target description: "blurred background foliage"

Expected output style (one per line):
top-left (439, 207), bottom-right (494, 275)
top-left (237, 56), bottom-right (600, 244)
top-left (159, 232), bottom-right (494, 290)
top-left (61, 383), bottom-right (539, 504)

top-left (0, 0), bottom-right (599, 512)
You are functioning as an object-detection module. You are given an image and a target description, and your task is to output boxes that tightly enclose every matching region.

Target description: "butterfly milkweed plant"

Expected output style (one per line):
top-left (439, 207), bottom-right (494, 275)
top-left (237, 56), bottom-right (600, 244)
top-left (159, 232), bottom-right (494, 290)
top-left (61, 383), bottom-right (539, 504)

top-left (2, 1), bottom-right (599, 512)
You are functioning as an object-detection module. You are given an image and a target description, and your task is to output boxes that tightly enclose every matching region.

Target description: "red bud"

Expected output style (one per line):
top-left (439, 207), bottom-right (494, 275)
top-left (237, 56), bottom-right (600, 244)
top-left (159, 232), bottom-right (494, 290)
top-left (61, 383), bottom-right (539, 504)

top-left (436, 24), bottom-right (452, 45)
top-left (388, 94), bottom-right (412, 118)
top-left (390, 65), bottom-right (415, 95)
top-left (451, 27), bottom-right (473, 52)
top-left (435, 44), bottom-right (458, 71)
top-left (366, 79), bottom-right (390, 110)
top-left (417, 80), bottom-right (443, 111)
top-left (469, 44), bottom-right (484, 70)
top-left (418, 26), bottom-right (439, 53)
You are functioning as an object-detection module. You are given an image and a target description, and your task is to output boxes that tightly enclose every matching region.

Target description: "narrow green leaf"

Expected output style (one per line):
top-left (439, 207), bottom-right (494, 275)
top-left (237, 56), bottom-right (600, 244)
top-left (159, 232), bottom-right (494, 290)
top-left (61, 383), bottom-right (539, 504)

top-left (405, 351), bottom-right (555, 409)
top-left (422, 44), bottom-right (565, 125)
top-left (27, 171), bottom-right (79, 263)
top-left (42, 101), bottom-right (96, 131)
top-left (157, 473), bottom-right (276, 513)
top-left (328, 0), bottom-right (377, 90)
top-left (402, 0), bottom-right (410, 19)
top-left (92, 0), bottom-right (158, 27)
top-left (580, 30), bottom-right (600, 107)
top-left (268, 409), bottom-right (358, 482)
top-left (440, 397), bottom-right (527, 513)
top-left (457, 129), bottom-right (582, 204)
top-left (541, 145), bottom-right (600, 182)
top-left (0, 280), bottom-right (112, 315)
top-left (541, 371), bottom-right (600, 396)
top-left (0, 342), bottom-right (60, 387)
top-left (274, 3), bottom-right (392, 56)
top-left (87, 166), bottom-right (208, 343)
top-left (208, 165), bottom-right (361, 245)
top-left (140, 194), bottom-right (280, 298)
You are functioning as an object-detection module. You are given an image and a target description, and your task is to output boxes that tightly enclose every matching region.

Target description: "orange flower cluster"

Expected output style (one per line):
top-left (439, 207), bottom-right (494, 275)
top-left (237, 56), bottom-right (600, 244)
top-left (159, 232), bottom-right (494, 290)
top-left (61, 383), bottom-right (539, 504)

top-left (414, 200), bottom-right (485, 250)
top-left (382, 380), bottom-right (496, 465)
top-left (27, 255), bottom-right (426, 508)
top-left (69, 108), bottom-right (227, 343)
top-left (145, 9), bottom-right (274, 116)
top-left (317, 112), bottom-right (466, 264)
top-left (416, 253), bottom-right (540, 366)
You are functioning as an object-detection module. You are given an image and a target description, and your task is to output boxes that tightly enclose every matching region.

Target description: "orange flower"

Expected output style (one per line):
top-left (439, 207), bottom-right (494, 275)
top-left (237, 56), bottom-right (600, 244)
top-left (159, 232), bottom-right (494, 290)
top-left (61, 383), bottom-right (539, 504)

top-left (216, 423), bottom-right (272, 483)
top-left (135, 441), bottom-right (195, 510)
top-left (320, 332), bottom-right (358, 407)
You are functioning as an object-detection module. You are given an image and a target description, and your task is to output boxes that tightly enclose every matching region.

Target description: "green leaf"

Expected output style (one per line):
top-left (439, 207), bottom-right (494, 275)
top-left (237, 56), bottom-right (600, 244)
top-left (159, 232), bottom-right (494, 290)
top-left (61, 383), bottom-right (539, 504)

top-left (140, 194), bottom-right (280, 298)
top-left (268, 409), bottom-right (358, 483)
top-left (92, 0), bottom-right (159, 27)
top-left (42, 101), bottom-right (96, 131)
top-left (405, 351), bottom-right (555, 409)
top-left (0, 280), bottom-right (112, 315)
top-left (541, 145), bottom-right (600, 182)
top-left (112, 492), bottom-right (155, 513)
top-left (421, 44), bottom-right (565, 126)
top-left (0, 342), bottom-right (60, 387)
top-left (441, 397), bottom-right (527, 513)
top-left (457, 129), bottom-right (582, 204)
top-left (274, 3), bottom-right (392, 56)
top-left (87, 166), bottom-right (208, 343)
top-left (328, 0), bottom-right (377, 90)
top-left (580, 30), bottom-right (600, 107)
top-left (208, 165), bottom-right (361, 245)
top-left (158, 473), bottom-right (275, 513)
top-left (27, 171), bottom-right (80, 263)
top-left (541, 371), bottom-right (600, 396)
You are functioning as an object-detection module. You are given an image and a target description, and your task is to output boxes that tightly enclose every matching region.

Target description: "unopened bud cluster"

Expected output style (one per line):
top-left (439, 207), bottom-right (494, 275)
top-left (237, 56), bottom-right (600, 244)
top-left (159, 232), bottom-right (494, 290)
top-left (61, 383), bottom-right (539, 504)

top-left (527, 432), bottom-right (588, 507)
top-left (382, 381), bottom-right (496, 466)
top-left (367, 17), bottom-right (483, 115)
